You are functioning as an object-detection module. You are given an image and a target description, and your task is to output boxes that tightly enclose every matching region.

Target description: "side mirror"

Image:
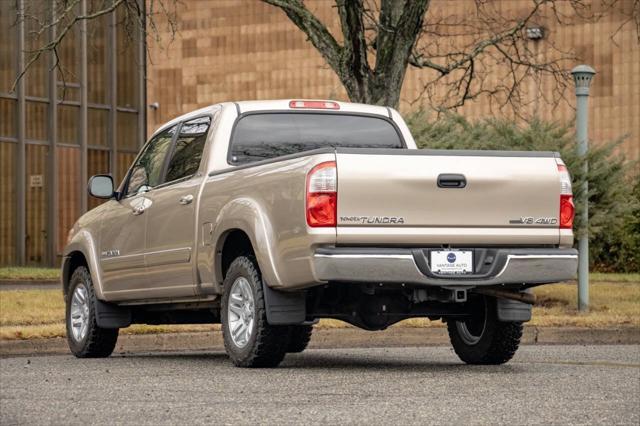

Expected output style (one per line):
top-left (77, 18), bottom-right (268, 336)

top-left (88, 175), bottom-right (114, 199)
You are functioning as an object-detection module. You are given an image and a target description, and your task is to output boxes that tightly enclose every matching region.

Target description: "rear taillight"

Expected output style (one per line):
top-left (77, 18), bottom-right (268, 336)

top-left (289, 100), bottom-right (340, 110)
top-left (556, 159), bottom-right (574, 229)
top-left (560, 194), bottom-right (575, 229)
top-left (306, 161), bottom-right (337, 227)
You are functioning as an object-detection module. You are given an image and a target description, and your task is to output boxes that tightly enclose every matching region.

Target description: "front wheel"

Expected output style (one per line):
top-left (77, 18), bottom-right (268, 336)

top-left (65, 266), bottom-right (119, 358)
top-left (447, 295), bottom-right (522, 365)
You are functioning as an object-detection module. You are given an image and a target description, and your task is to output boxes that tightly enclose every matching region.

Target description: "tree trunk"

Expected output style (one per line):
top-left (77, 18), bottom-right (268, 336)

top-left (339, 74), bottom-right (405, 108)
top-left (340, 0), bottom-right (430, 108)
top-left (262, 0), bottom-right (430, 109)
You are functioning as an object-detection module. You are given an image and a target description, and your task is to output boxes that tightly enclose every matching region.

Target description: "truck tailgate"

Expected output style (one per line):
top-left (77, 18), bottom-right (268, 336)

top-left (335, 149), bottom-right (562, 246)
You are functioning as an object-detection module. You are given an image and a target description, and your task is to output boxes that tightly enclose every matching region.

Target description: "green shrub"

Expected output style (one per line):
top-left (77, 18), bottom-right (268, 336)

top-left (591, 177), bottom-right (640, 272)
top-left (405, 111), bottom-right (639, 273)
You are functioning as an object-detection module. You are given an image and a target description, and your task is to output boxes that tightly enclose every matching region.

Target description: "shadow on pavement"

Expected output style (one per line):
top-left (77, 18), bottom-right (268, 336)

top-left (109, 349), bottom-right (526, 373)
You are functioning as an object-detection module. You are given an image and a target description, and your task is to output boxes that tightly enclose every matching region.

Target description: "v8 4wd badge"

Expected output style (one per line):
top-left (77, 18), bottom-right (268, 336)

top-left (509, 217), bottom-right (558, 225)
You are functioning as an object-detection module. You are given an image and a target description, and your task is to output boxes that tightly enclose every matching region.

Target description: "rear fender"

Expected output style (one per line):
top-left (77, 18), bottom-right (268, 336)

top-left (212, 197), bottom-right (282, 290)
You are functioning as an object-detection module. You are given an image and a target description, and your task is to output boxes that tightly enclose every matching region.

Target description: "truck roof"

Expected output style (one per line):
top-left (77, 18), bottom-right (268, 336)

top-left (234, 99), bottom-right (391, 117)
top-left (152, 100), bottom-right (393, 137)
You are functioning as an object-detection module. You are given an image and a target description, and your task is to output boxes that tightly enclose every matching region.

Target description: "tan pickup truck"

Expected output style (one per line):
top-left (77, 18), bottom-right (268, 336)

top-left (62, 99), bottom-right (577, 367)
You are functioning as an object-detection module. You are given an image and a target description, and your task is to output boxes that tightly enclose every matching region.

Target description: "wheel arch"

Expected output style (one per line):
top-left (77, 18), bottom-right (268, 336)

top-left (62, 251), bottom-right (88, 300)
top-left (62, 229), bottom-right (105, 300)
top-left (216, 228), bottom-right (256, 284)
top-left (206, 197), bottom-right (283, 290)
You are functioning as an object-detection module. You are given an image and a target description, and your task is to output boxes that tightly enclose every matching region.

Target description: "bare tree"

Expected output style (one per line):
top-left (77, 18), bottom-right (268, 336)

top-left (11, 0), bottom-right (179, 93)
top-left (262, 0), bottom-right (638, 113)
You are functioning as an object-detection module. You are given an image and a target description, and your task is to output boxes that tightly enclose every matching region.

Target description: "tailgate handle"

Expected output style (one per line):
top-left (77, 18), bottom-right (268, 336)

top-left (437, 174), bottom-right (466, 188)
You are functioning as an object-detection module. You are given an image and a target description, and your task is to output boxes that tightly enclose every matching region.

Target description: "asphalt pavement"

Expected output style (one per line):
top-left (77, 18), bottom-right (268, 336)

top-left (1, 345), bottom-right (638, 425)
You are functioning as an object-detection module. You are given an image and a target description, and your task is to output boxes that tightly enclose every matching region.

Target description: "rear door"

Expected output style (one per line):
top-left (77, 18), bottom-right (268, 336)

top-left (335, 150), bottom-right (562, 246)
top-left (143, 116), bottom-right (212, 298)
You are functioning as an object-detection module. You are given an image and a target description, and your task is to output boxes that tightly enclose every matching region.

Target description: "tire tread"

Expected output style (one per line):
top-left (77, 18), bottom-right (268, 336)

top-left (287, 325), bottom-right (313, 353)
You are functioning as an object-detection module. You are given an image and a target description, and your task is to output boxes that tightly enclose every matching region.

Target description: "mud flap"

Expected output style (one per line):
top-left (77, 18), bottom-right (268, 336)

top-left (496, 298), bottom-right (532, 322)
top-left (95, 299), bottom-right (131, 328)
top-left (262, 282), bottom-right (306, 325)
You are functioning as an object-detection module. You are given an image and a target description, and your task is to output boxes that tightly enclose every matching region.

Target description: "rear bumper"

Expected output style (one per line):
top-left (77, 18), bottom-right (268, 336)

top-left (313, 247), bottom-right (578, 287)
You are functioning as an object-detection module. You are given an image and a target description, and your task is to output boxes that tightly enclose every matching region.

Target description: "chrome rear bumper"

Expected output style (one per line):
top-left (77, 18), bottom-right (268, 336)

top-left (313, 247), bottom-right (578, 287)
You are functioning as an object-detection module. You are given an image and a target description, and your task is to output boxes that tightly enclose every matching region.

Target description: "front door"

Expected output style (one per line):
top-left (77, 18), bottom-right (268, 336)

top-left (99, 125), bottom-right (177, 300)
top-left (144, 116), bottom-right (212, 297)
top-left (99, 195), bottom-right (149, 296)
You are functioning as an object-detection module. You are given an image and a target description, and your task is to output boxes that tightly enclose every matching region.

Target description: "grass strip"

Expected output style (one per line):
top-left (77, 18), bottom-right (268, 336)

top-left (2, 268), bottom-right (637, 283)
top-left (0, 267), bottom-right (60, 281)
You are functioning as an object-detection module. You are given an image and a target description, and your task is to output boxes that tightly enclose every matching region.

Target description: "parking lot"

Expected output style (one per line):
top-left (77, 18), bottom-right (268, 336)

top-left (1, 345), bottom-right (638, 425)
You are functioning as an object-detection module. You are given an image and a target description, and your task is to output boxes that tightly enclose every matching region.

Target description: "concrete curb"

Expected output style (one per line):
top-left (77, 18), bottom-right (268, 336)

top-left (1, 326), bottom-right (638, 357)
top-left (0, 280), bottom-right (59, 291)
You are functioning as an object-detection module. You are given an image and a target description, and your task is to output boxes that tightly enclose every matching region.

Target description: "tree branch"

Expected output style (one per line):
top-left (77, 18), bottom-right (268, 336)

top-left (11, 0), bottom-right (179, 94)
top-left (13, 0), bottom-right (127, 92)
top-left (261, 0), bottom-right (343, 74)
top-left (409, 0), bottom-right (544, 74)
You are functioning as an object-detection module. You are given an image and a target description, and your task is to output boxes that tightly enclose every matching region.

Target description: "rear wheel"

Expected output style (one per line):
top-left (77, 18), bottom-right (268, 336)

top-left (287, 325), bottom-right (313, 353)
top-left (221, 256), bottom-right (290, 368)
top-left (447, 295), bottom-right (522, 365)
top-left (65, 266), bottom-right (119, 358)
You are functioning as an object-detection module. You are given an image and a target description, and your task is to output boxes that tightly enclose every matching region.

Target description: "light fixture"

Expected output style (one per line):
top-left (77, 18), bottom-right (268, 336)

top-left (525, 26), bottom-right (544, 40)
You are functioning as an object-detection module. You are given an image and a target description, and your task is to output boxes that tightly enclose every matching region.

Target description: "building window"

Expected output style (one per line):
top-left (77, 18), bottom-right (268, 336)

top-left (0, 3), bottom-right (145, 266)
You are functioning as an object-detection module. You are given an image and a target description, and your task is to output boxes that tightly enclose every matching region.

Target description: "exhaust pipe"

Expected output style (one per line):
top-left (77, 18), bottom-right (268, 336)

top-left (473, 288), bottom-right (536, 305)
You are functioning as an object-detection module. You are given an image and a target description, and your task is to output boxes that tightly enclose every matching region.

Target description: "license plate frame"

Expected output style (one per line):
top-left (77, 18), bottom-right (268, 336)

top-left (430, 250), bottom-right (474, 275)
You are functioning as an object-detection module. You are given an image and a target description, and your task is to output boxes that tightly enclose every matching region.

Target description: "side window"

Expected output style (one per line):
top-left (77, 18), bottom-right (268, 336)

top-left (126, 125), bottom-right (177, 196)
top-left (165, 116), bottom-right (211, 183)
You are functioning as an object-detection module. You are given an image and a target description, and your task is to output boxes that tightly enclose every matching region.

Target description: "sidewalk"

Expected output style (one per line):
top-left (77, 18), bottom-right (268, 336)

top-left (2, 326), bottom-right (638, 357)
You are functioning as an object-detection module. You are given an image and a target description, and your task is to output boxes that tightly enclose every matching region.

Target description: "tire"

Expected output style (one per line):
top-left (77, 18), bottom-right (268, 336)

top-left (221, 256), bottom-right (290, 368)
top-left (287, 325), bottom-right (313, 353)
top-left (447, 295), bottom-right (523, 365)
top-left (65, 266), bottom-right (119, 358)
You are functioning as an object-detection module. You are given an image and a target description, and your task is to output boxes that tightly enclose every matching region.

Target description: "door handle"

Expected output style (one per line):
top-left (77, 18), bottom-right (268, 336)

top-left (437, 174), bottom-right (467, 188)
top-left (132, 206), bottom-right (146, 215)
top-left (179, 194), bottom-right (194, 205)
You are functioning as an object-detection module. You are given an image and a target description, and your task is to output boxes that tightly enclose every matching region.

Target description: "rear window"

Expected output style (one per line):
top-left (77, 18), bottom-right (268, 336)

top-left (229, 113), bottom-right (403, 164)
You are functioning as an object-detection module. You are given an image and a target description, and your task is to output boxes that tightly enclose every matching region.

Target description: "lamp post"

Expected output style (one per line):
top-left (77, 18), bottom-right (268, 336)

top-left (571, 65), bottom-right (596, 312)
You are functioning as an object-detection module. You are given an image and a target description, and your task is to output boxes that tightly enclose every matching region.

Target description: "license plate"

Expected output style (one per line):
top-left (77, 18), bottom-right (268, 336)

top-left (430, 250), bottom-right (473, 275)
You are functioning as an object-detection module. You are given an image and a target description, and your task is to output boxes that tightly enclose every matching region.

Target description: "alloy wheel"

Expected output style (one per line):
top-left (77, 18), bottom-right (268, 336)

top-left (227, 277), bottom-right (255, 348)
top-left (69, 284), bottom-right (90, 342)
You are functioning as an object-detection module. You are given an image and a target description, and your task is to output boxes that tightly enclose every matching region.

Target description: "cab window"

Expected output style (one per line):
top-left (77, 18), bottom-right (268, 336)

top-left (229, 113), bottom-right (403, 164)
top-left (165, 116), bottom-right (211, 183)
top-left (126, 125), bottom-right (176, 196)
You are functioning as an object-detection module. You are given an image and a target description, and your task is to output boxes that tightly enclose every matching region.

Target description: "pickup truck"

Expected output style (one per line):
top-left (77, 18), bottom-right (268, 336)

top-left (63, 99), bottom-right (578, 367)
